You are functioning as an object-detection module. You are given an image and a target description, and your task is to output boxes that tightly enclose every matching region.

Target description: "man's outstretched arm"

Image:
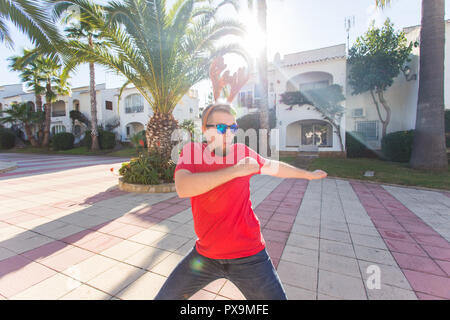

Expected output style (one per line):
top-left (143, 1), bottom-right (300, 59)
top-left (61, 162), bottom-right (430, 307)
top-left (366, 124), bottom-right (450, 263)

top-left (260, 158), bottom-right (327, 180)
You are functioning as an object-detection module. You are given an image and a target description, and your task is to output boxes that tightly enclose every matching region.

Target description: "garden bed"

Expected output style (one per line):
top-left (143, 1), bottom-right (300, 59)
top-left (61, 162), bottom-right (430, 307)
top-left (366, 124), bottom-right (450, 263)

top-left (118, 177), bottom-right (176, 193)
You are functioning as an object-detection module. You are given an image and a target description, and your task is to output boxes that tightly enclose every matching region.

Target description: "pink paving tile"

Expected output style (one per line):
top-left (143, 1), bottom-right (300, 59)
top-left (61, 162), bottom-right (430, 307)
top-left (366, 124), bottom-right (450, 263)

top-left (149, 202), bottom-right (173, 210)
top-left (421, 245), bottom-right (450, 261)
top-left (400, 222), bottom-right (438, 236)
top-left (415, 292), bottom-right (445, 300)
top-left (61, 229), bottom-right (101, 246)
top-left (105, 224), bottom-right (146, 239)
top-left (253, 209), bottom-right (274, 220)
top-left (21, 205), bottom-right (67, 217)
top-left (377, 229), bottom-right (416, 243)
top-left (384, 238), bottom-right (427, 257)
top-left (77, 234), bottom-right (123, 253)
top-left (261, 229), bottom-right (289, 244)
top-left (0, 260), bottom-right (57, 298)
top-left (21, 240), bottom-right (69, 261)
top-left (264, 220), bottom-right (293, 233)
top-left (4, 213), bottom-right (40, 225)
top-left (165, 197), bottom-right (185, 204)
top-left (0, 210), bottom-right (29, 221)
top-left (391, 252), bottom-right (446, 276)
top-left (434, 259), bottom-right (450, 276)
top-left (410, 233), bottom-right (450, 248)
top-left (88, 221), bottom-right (122, 233)
top-left (259, 200), bottom-right (281, 207)
top-left (371, 220), bottom-right (405, 231)
top-left (274, 207), bottom-right (298, 216)
top-left (272, 258), bottom-right (280, 270)
top-left (265, 241), bottom-right (285, 261)
top-left (39, 246), bottom-right (95, 272)
top-left (0, 255), bottom-right (32, 277)
top-left (403, 270), bottom-right (450, 299)
top-left (270, 213), bottom-right (296, 224)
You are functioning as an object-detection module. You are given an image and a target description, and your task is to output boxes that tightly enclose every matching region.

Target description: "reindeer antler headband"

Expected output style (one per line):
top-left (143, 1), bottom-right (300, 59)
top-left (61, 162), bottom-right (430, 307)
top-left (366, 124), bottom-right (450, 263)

top-left (202, 56), bottom-right (250, 131)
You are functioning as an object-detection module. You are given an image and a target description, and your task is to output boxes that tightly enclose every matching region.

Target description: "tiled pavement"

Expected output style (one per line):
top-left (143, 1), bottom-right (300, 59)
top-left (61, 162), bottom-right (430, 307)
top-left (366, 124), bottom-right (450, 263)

top-left (0, 153), bottom-right (449, 300)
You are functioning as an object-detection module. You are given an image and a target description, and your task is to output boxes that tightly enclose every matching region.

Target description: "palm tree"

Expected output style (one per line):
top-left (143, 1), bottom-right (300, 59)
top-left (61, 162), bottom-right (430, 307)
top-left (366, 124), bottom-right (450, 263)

top-left (9, 48), bottom-right (47, 145)
top-left (40, 55), bottom-right (71, 147)
top-left (0, 0), bottom-right (62, 50)
top-left (0, 102), bottom-right (42, 147)
top-left (62, 13), bottom-right (106, 152)
top-left (51, 0), bottom-right (246, 161)
top-left (247, 0), bottom-right (270, 156)
top-left (376, 0), bottom-right (447, 170)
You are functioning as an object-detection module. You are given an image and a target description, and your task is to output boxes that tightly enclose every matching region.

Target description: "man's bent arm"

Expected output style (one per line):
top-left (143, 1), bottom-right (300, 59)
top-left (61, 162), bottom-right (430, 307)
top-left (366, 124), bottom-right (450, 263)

top-left (175, 167), bottom-right (239, 198)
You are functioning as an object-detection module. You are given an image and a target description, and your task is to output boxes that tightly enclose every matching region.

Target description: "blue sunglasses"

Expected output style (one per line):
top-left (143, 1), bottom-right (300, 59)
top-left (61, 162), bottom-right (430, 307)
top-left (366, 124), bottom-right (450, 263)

top-left (206, 123), bottom-right (239, 134)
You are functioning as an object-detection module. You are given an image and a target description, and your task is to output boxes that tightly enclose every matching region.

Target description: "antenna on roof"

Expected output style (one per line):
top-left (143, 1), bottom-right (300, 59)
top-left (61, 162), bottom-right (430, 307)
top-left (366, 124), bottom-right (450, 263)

top-left (345, 15), bottom-right (356, 55)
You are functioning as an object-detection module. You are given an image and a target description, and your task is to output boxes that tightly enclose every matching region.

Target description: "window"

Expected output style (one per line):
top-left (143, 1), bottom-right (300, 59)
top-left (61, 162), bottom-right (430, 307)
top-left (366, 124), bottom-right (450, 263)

top-left (246, 91), bottom-right (253, 108)
top-left (239, 92), bottom-right (246, 107)
top-left (356, 121), bottom-right (379, 141)
top-left (301, 122), bottom-right (333, 147)
top-left (105, 100), bottom-right (113, 110)
top-left (51, 125), bottom-right (66, 136)
top-left (52, 100), bottom-right (66, 117)
top-left (352, 108), bottom-right (365, 118)
top-left (125, 94), bottom-right (144, 113)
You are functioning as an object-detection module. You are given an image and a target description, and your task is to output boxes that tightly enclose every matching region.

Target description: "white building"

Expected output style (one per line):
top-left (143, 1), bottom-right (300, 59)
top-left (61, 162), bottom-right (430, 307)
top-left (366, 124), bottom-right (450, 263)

top-left (0, 83), bottom-right (200, 144)
top-left (231, 20), bottom-right (450, 154)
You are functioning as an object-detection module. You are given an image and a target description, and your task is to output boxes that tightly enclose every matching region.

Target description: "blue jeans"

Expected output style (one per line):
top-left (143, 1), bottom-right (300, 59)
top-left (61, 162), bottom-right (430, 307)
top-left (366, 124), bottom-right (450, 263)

top-left (154, 245), bottom-right (288, 300)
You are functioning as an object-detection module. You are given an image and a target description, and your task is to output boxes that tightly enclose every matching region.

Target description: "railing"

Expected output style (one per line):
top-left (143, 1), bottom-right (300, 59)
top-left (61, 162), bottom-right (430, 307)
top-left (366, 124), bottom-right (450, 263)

top-left (52, 111), bottom-right (66, 117)
top-left (125, 105), bottom-right (144, 114)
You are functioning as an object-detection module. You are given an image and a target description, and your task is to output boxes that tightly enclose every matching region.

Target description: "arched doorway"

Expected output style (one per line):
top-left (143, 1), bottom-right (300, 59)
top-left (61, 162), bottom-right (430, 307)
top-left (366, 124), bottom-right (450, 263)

top-left (125, 122), bottom-right (145, 139)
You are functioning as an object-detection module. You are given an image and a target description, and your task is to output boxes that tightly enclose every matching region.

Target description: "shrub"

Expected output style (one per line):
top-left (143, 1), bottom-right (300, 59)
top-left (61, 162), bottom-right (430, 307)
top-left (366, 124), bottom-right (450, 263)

top-left (0, 129), bottom-right (16, 149)
top-left (345, 131), bottom-right (376, 158)
top-left (381, 130), bottom-right (415, 162)
top-left (99, 130), bottom-right (116, 150)
top-left (83, 129), bottom-right (116, 150)
top-left (52, 132), bottom-right (75, 151)
top-left (446, 133), bottom-right (450, 148)
top-left (130, 130), bottom-right (147, 149)
top-left (119, 151), bottom-right (175, 185)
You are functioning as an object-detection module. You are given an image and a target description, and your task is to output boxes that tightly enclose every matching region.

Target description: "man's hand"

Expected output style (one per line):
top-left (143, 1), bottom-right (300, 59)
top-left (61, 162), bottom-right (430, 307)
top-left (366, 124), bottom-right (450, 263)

top-left (308, 170), bottom-right (327, 180)
top-left (233, 157), bottom-right (260, 177)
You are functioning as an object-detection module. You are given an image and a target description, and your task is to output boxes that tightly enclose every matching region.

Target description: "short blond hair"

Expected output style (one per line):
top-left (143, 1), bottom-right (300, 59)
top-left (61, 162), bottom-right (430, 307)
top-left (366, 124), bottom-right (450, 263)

top-left (201, 103), bottom-right (236, 132)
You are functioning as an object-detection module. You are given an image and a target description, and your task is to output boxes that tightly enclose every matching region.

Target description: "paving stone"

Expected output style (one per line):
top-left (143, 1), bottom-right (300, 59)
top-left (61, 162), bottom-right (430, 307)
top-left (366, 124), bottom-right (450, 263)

top-left (281, 245), bottom-right (318, 268)
top-left (10, 273), bottom-right (77, 300)
top-left (354, 245), bottom-right (397, 266)
top-left (277, 260), bottom-right (317, 291)
top-left (318, 269), bottom-right (366, 300)
top-left (283, 284), bottom-right (316, 300)
top-left (115, 271), bottom-right (167, 300)
top-left (319, 252), bottom-right (361, 278)
top-left (350, 233), bottom-right (388, 250)
top-left (60, 284), bottom-right (112, 300)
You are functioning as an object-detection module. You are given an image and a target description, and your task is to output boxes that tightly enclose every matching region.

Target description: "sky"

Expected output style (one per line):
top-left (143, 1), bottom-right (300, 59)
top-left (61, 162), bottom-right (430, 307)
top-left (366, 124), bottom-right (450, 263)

top-left (0, 0), bottom-right (449, 105)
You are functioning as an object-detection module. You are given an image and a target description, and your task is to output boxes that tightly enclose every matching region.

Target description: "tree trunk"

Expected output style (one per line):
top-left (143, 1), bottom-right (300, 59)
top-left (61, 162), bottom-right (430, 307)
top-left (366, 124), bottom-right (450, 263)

top-left (35, 93), bottom-right (43, 146)
top-left (24, 122), bottom-right (39, 147)
top-left (89, 58), bottom-right (100, 151)
top-left (410, 0), bottom-right (447, 171)
top-left (42, 80), bottom-right (52, 148)
top-left (146, 111), bottom-right (179, 161)
top-left (377, 90), bottom-right (391, 138)
top-left (256, 0), bottom-right (271, 157)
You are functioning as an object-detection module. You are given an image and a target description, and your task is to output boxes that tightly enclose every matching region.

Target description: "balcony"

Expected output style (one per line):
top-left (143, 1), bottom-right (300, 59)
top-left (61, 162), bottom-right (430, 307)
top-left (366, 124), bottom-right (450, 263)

top-left (125, 105), bottom-right (144, 114)
top-left (51, 111), bottom-right (66, 117)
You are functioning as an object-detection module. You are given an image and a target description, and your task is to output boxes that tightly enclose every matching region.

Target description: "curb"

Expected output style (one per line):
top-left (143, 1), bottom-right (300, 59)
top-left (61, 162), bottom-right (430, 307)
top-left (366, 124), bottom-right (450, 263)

top-left (118, 177), bottom-right (176, 193)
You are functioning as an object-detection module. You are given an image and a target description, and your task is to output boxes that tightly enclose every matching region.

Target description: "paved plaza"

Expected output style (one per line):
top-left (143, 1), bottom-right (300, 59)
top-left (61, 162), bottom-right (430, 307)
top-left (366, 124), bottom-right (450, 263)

top-left (0, 153), bottom-right (449, 300)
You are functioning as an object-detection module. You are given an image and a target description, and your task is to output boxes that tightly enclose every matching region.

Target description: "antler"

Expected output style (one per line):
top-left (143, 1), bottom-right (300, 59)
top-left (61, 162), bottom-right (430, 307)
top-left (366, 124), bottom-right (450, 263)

top-left (225, 67), bottom-right (250, 103)
top-left (209, 56), bottom-right (228, 101)
top-left (209, 56), bottom-right (250, 103)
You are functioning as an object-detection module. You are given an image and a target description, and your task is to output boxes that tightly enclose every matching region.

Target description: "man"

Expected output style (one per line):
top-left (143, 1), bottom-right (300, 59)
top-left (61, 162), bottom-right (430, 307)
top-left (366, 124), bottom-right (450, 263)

top-left (154, 103), bottom-right (327, 300)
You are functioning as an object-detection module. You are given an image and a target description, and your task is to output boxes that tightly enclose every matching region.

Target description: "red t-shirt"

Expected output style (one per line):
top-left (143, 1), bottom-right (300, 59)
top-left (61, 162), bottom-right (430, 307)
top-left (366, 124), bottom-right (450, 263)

top-left (173, 142), bottom-right (266, 259)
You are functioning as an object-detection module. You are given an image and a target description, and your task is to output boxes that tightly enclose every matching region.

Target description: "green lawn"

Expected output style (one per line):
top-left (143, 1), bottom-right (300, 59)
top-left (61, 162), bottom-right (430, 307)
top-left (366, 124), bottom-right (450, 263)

top-left (308, 157), bottom-right (450, 191)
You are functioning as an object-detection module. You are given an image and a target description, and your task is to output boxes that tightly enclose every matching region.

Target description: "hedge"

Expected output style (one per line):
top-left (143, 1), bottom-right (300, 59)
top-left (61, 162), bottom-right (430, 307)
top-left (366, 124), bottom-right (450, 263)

top-left (0, 129), bottom-right (16, 149)
top-left (52, 132), bottom-right (75, 151)
top-left (83, 129), bottom-right (116, 150)
top-left (381, 130), bottom-right (415, 163)
top-left (345, 131), bottom-right (376, 158)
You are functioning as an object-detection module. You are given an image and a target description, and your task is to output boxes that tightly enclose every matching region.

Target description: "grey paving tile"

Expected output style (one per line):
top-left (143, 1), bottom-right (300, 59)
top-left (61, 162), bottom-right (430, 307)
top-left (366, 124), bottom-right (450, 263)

top-left (350, 233), bottom-right (388, 250)
top-left (320, 227), bottom-right (352, 244)
top-left (366, 284), bottom-right (417, 300)
top-left (277, 260), bottom-right (317, 292)
top-left (286, 233), bottom-right (320, 251)
top-left (319, 239), bottom-right (356, 258)
top-left (281, 245), bottom-right (318, 268)
top-left (354, 245), bottom-right (397, 267)
top-left (319, 252), bottom-right (361, 278)
top-left (318, 269), bottom-right (367, 300)
top-left (283, 284), bottom-right (316, 300)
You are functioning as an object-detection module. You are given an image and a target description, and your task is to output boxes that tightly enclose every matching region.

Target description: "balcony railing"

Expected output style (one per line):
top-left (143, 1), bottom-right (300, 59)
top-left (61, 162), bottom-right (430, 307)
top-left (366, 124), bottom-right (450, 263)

top-left (52, 111), bottom-right (66, 117)
top-left (125, 105), bottom-right (144, 113)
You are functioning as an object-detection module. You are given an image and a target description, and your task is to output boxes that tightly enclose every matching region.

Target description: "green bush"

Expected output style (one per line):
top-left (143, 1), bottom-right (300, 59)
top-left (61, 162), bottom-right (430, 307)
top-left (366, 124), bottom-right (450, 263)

top-left (345, 131), bottom-right (376, 158)
top-left (446, 133), bottom-right (450, 148)
top-left (52, 132), bottom-right (75, 151)
top-left (119, 151), bottom-right (175, 185)
top-left (99, 130), bottom-right (116, 149)
top-left (0, 129), bottom-right (16, 149)
top-left (83, 129), bottom-right (116, 150)
top-left (381, 130), bottom-right (415, 162)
